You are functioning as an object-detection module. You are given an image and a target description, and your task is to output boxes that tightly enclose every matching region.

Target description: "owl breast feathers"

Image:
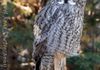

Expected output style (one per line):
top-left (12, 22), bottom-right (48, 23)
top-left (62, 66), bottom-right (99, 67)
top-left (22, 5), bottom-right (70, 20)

top-left (33, 1), bottom-right (85, 61)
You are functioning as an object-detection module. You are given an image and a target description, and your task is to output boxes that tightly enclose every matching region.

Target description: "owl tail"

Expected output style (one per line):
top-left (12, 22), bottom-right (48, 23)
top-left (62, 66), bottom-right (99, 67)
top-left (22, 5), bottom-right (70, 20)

top-left (40, 55), bottom-right (54, 70)
top-left (37, 52), bottom-right (67, 70)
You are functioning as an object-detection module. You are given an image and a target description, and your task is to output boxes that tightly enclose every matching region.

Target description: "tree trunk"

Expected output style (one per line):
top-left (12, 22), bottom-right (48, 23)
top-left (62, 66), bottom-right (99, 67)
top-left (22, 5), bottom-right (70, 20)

top-left (0, 0), bottom-right (7, 70)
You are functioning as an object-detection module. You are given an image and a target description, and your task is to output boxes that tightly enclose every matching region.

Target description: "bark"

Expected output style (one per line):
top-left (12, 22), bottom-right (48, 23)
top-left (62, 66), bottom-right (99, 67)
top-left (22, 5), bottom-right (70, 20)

top-left (0, 0), bottom-right (7, 70)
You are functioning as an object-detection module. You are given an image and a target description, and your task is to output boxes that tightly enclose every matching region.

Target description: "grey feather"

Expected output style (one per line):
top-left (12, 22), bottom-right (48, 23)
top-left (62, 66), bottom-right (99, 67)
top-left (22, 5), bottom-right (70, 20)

top-left (33, 0), bottom-right (86, 70)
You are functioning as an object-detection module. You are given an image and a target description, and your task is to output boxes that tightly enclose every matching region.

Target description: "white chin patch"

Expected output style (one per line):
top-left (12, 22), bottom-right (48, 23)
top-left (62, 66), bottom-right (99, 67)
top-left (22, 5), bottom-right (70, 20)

top-left (58, 1), bottom-right (64, 4)
top-left (68, 0), bottom-right (76, 5)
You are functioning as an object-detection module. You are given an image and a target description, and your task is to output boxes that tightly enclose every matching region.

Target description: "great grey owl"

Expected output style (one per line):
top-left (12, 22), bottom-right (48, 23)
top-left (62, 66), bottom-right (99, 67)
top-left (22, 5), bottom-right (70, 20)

top-left (33, 0), bottom-right (86, 70)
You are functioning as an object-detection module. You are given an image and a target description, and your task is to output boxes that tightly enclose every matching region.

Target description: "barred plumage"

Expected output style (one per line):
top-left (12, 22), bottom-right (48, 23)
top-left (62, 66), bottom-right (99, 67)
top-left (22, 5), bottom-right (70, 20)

top-left (33, 0), bottom-right (86, 70)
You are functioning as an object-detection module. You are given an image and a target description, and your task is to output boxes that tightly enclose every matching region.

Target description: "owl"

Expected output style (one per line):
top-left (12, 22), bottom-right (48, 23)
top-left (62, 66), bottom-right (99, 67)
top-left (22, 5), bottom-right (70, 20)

top-left (33, 0), bottom-right (86, 70)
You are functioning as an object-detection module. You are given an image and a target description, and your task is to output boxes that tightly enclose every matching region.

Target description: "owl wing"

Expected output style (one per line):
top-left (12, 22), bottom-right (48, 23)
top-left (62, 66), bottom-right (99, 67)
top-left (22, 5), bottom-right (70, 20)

top-left (33, 3), bottom-right (61, 60)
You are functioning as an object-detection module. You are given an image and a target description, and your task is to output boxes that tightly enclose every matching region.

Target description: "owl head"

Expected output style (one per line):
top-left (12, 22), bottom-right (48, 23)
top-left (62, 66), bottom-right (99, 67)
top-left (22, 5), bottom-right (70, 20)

top-left (48, 0), bottom-right (86, 7)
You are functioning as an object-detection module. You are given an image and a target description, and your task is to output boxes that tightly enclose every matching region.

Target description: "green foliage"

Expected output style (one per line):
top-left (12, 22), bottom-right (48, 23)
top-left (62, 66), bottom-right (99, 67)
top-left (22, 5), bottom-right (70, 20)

top-left (0, 27), bottom-right (2, 32)
top-left (95, 42), bottom-right (100, 49)
top-left (6, 2), bottom-right (15, 17)
top-left (85, 0), bottom-right (100, 26)
top-left (7, 24), bottom-right (34, 48)
top-left (67, 52), bottom-right (100, 70)
top-left (76, 1), bottom-right (100, 69)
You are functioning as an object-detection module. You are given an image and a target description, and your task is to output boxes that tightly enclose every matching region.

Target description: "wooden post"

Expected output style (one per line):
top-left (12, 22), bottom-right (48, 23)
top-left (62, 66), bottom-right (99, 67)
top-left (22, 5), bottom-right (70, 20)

top-left (54, 52), bottom-right (67, 70)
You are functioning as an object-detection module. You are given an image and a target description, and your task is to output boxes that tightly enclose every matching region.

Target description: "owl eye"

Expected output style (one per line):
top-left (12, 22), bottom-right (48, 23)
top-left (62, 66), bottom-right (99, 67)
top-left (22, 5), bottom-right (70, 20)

top-left (58, 0), bottom-right (68, 4)
top-left (64, 0), bottom-right (68, 3)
